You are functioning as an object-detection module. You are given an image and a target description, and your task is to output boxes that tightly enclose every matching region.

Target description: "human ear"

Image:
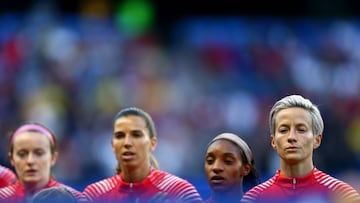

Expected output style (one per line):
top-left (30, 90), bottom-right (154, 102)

top-left (111, 139), bottom-right (115, 153)
top-left (51, 152), bottom-right (58, 167)
top-left (150, 137), bottom-right (157, 151)
top-left (242, 164), bottom-right (251, 176)
top-left (313, 134), bottom-right (322, 149)
top-left (270, 134), bottom-right (276, 149)
top-left (8, 152), bottom-right (15, 167)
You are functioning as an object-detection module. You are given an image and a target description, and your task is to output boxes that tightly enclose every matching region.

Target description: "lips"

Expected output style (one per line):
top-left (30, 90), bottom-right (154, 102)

top-left (286, 146), bottom-right (299, 151)
top-left (25, 169), bottom-right (37, 175)
top-left (210, 175), bottom-right (225, 184)
top-left (122, 151), bottom-right (135, 160)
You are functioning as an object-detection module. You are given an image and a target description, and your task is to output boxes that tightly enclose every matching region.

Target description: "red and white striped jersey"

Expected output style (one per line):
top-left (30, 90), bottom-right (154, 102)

top-left (83, 168), bottom-right (203, 203)
top-left (241, 167), bottom-right (360, 203)
top-left (0, 166), bottom-right (16, 188)
top-left (0, 178), bottom-right (89, 203)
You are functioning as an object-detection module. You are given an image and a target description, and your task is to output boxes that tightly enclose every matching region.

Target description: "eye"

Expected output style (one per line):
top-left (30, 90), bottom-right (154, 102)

top-left (297, 128), bottom-right (307, 133)
top-left (114, 132), bottom-right (125, 139)
top-left (224, 160), bottom-right (234, 164)
top-left (132, 131), bottom-right (144, 138)
top-left (278, 127), bottom-right (289, 133)
top-left (16, 150), bottom-right (28, 158)
top-left (205, 156), bottom-right (214, 165)
top-left (34, 149), bottom-right (45, 157)
top-left (224, 157), bottom-right (235, 165)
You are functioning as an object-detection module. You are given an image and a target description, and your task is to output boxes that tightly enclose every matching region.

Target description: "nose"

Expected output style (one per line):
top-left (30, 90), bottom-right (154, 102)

top-left (123, 134), bottom-right (133, 147)
top-left (26, 153), bottom-right (35, 164)
top-left (212, 160), bottom-right (224, 173)
top-left (287, 128), bottom-right (297, 142)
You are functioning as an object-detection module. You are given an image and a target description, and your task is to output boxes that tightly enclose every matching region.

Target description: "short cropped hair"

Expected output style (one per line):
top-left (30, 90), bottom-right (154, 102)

top-left (269, 95), bottom-right (324, 136)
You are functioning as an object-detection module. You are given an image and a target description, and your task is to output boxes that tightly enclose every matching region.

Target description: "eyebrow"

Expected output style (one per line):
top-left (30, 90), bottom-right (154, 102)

top-left (222, 152), bottom-right (237, 157)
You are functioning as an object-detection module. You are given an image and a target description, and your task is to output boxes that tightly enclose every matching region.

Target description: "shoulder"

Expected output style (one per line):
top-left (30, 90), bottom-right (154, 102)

top-left (0, 166), bottom-right (12, 174)
top-left (0, 166), bottom-right (16, 181)
top-left (0, 184), bottom-right (17, 199)
top-left (314, 169), bottom-right (353, 190)
top-left (241, 176), bottom-right (277, 203)
top-left (313, 169), bottom-right (360, 201)
top-left (83, 175), bottom-right (119, 200)
top-left (63, 185), bottom-right (90, 202)
top-left (150, 170), bottom-right (196, 190)
top-left (150, 170), bottom-right (202, 202)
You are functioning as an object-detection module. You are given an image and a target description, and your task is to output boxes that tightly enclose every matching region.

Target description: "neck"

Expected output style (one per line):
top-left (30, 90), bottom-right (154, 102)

top-left (22, 178), bottom-right (50, 195)
top-left (211, 186), bottom-right (243, 203)
top-left (121, 165), bottom-right (151, 183)
top-left (280, 159), bottom-right (314, 178)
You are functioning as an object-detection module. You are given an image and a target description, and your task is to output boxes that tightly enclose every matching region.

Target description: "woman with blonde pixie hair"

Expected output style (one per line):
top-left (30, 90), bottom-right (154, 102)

top-left (241, 95), bottom-right (360, 203)
top-left (0, 122), bottom-right (88, 203)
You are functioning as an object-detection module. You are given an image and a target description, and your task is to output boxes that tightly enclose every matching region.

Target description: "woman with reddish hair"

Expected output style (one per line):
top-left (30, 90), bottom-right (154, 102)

top-left (0, 122), bottom-right (88, 203)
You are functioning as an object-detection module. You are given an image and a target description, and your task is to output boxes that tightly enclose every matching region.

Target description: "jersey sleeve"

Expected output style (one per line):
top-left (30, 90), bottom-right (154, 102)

top-left (83, 177), bottom-right (117, 202)
top-left (157, 174), bottom-right (203, 203)
top-left (0, 166), bottom-right (16, 188)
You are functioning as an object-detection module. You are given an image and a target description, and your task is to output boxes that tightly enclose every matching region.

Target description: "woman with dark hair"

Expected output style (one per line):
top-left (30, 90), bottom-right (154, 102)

top-left (83, 107), bottom-right (203, 203)
top-left (204, 133), bottom-right (259, 203)
top-left (0, 122), bottom-right (88, 203)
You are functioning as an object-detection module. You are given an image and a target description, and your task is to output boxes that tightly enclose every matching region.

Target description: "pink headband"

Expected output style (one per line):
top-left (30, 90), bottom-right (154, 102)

top-left (11, 124), bottom-right (55, 147)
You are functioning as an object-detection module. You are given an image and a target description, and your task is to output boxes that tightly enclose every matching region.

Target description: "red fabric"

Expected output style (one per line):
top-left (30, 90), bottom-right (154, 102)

top-left (0, 166), bottom-right (16, 188)
top-left (241, 167), bottom-right (360, 203)
top-left (84, 168), bottom-right (203, 203)
top-left (0, 178), bottom-right (87, 203)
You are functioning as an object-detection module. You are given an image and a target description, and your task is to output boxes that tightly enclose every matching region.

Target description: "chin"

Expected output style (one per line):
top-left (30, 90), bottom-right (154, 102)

top-left (121, 163), bottom-right (138, 170)
top-left (23, 177), bottom-right (41, 184)
top-left (211, 185), bottom-right (228, 192)
top-left (285, 157), bottom-right (302, 164)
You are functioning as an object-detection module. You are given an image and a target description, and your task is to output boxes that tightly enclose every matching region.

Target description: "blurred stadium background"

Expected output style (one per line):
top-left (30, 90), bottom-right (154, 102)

top-left (1, 0), bottom-right (360, 199)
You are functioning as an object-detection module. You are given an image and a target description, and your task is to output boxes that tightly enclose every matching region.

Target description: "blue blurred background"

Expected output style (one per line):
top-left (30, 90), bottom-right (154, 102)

top-left (1, 0), bottom-right (360, 199)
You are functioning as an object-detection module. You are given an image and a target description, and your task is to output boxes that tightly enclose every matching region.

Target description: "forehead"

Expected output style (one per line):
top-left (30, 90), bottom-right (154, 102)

top-left (114, 115), bottom-right (147, 129)
top-left (12, 131), bottom-right (51, 149)
top-left (276, 107), bottom-right (312, 125)
top-left (207, 139), bottom-right (240, 154)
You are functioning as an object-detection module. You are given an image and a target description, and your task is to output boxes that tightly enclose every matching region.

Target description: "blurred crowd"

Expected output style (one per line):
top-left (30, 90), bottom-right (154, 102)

top-left (0, 1), bottom-right (360, 197)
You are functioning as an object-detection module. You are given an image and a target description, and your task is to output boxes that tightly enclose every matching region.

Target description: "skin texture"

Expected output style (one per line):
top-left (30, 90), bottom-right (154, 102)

top-left (112, 115), bottom-right (157, 182)
top-left (271, 107), bottom-right (322, 177)
top-left (9, 131), bottom-right (58, 192)
top-left (205, 139), bottom-right (250, 194)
